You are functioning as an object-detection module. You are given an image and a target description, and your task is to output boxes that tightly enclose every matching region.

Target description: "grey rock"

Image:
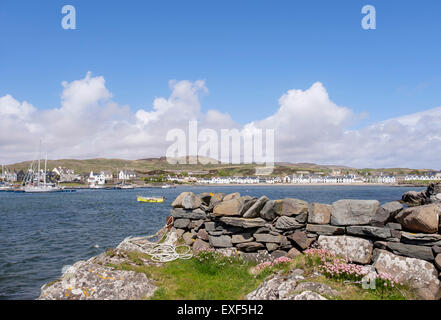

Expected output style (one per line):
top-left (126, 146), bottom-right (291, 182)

top-left (38, 260), bottom-right (157, 300)
top-left (266, 243), bottom-right (280, 252)
top-left (346, 226), bottom-right (391, 240)
top-left (223, 192), bottom-right (241, 201)
top-left (288, 231), bottom-right (316, 250)
top-left (293, 291), bottom-right (327, 300)
top-left (197, 229), bottom-right (209, 241)
top-left (402, 190), bottom-right (428, 206)
top-left (279, 198), bottom-right (309, 217)
top-left (189, 219), bottom-right (204, 230)
top-left (386, 222), bottom-right (402, 230)
top-left (220, 217), bottom-right (267, 228)
top-left (260, 200), bottom-right (282, 221)
top-left (295, 212), bottom-right (308, 224)
top-left (293, 282), bottom-right (337, 298)
top-left (231, 233), bottom-right (254, 244)
top-left (246, 271), bottom-right (300, 300)
top-left (254, 233), bottom-right (282, 243)
top-left (243, 196), bottom-right (269, 218)
top-left (286, 247), bottom-right (302, 258)
top-left (270, 250), bottom-right (288, 259)
top-left (193, 239), bottom-right (210, 252)
top-left (182, 232), bottom-right (195, 246)
top-left (317, 235), bottom-right (373, 264)
top-left (370, 201), bottom-right (403, 227)
top-left (238, 197), bottom-right (257, 216)
top-left (208, 235), bottom-right (232, 248)
top-left (400, 232), bottom-right (441, 246)
top-left (386, 242), bottom-right (434, 261)
top-left (171, 192), bottom-right (202, 210)
top-left (433, 246), bottom-right (441, 254)
top-left (308, 203), bottom-right (331, 225)
top-left (275, 216), bottom-right (304, 231)
top-left (236, 242), bottom-right (266, 252)
top-left (306, 224), bottom-right (345, 235)
top-left (331, 199), bottom-right (379, 226)
top-left (204, 221), bottom-right (216, 232)
top-left (208, 193), bottom-right (226, 210)
top-left (395, 204), bottom-right (439, 234)
top-left (435, 254), bottom-right (441, 270)
top-left (374, 241), bottom-right (388, 250)
top-left (373, 249), bottom-right (441, 300)
top-left (213, 198), bottom-right (243, 217)
top-left (173, 218), bottom-right (190, 229)
top-left (239, 250), bottom-right (273, 264)
top-left (170, 208), bottom-right (207, 220)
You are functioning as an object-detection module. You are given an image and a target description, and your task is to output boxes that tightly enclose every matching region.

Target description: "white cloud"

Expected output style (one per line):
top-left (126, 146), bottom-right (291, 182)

top-left (0, 73), bottom-right (440, 169)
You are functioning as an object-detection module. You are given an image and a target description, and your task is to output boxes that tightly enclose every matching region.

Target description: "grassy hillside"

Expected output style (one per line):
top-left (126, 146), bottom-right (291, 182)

top-left (2, 156), bottom-right (435, 176)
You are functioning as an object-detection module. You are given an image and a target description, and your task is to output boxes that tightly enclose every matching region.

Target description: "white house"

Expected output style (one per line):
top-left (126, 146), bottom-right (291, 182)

top-left (88, 171), bottom-right (106, 185)
top-left (119, 170), bottom-right (136, 180)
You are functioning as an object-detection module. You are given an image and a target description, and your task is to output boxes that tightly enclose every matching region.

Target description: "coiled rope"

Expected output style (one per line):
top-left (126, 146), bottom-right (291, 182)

top-left (122, 216), bottom-right (193, 263)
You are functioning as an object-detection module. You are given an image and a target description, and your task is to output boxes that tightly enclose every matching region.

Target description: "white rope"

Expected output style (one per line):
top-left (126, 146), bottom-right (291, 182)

top-left (122, 222), bottom-right (193, 263)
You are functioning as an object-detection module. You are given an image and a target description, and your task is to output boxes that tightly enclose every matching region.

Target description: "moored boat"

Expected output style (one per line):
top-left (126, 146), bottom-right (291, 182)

top-left (137, 196), bottom-right (164, 203)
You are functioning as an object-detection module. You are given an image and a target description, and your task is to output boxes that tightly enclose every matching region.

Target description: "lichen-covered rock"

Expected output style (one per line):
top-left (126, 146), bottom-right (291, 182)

top-left (279, 198), bottom-right (309, 217)
top-left (238, 197), bottom-right (257, 216)
top-left (38, 260), bottom-right (156, 300)
top-left (293, 291), bottom-right (327, 300)
top-left (373, 249), bottom-right (441, 300)
top-left (317, 235), bottom-right (373, 264)
top-left (208, 192), bottom-right (226, 210)
top-left (292, 282), bottom-right (337, 298)
top-left (331, 200), bottom-right (379, 226)
top-left (260, 200), bottom-right (283, 221)
top-left (395, 204), bottom-right (439, 234)
top-left (308, 203), bottom-right (331, 224)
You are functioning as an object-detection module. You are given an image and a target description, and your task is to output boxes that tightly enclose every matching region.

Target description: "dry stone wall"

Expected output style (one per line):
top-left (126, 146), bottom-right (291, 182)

top-left (171, 185), bottom-right (441, 299)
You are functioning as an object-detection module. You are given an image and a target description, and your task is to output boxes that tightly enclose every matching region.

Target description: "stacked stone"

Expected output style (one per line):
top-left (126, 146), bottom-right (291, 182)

top-left (170, 189), bottom-right (441, 299)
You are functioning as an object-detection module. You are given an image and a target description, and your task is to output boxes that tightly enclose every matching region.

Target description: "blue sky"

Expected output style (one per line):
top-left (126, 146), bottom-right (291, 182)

top-left (1, 0), bottom-right (441, 168)
top-left (1, 0), bottom-right (440, 124)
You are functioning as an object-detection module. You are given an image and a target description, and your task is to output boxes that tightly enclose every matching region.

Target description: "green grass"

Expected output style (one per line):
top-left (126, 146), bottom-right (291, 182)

top-left (105, 249), bottom-right (415, 300)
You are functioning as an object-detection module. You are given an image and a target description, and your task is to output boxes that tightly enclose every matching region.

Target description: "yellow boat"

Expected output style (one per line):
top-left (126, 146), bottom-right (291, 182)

top-left (137, 196), bottom-right (164, 203)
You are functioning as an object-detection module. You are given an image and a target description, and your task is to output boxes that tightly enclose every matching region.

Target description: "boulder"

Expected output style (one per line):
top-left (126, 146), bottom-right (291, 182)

top-left (236, 242), bottom-right (265, 252)
top-left (231, 233), bottom-right (254, 244)
top-left (402, 190), bottom-right (428, 206)
top-left (386, 242), bottom-right (434, 261)
top-left (270, 250), bottom-right (288, 259)
top-left (254, 233), bottom-right (282, 243)
top-left (220, 217), bottom-right (267, 228)
top-left (331, 200), bottom-right (379, 226)
top-left (346, 226), bottom-right (391, 240)
top-left (171, 192), bottom-right (202, 209)
top-left (274, 216), bottom-right (304, 231)
top-left (306, 224), bottom-right (345, 236)
top-left (243, 196), bottom-right (269, 218)
top-left (386, 222), bottom-right (402, 230)
top-left (189, 219), bottom-right (204, 230)
top-left (373, 249), bottom-right (441, 300)
top-left (370, 201), bottom-right (403, 227)
top-left (198, 192), bottom-right (212, 206)
top-left (208, 235), bottom-right (232, 248)
top-left (170, 208), bottom-right (207, 220)
top-left (213, 198), bottom-right (243, 217)
top-left (317, 235), bottom-right (373, 264)
top-left (288, 231), bottom-right (316, 250)
top-left (239, 250), bottom-right (273, 263)
top-left (278, 198), bottom-right (309, 217)
top-left (182, 232), bottom-right (195, 246)
top-left (307, 203), bottom-right (331, 225)
top-left (295, 212), bottom-right (308, 224)
top-left (260, 200), bottom-right (283, 221)
top-left (395, 204), bottom-right (439, 234)
top-left (293, 282), bottom-right (337, 298)
top-left (38, 261), bottom-right (156, 300)
top-left (266, 243), bottom-right (280, 252)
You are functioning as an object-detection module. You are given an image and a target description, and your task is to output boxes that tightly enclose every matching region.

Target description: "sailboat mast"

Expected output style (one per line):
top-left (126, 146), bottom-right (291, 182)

top-left (38, 142), bottom-right (41, 186)
top-left (44, 152), bottom-right (47, 186)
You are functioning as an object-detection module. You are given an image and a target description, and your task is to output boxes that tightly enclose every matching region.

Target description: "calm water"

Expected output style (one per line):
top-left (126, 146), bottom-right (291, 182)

top-left (0, 185), bottom-right (424, 300)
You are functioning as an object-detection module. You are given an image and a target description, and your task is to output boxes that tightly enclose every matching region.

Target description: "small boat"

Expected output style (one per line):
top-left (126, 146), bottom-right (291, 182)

top-left (137, 196), bottom-right (164, 203)
top-left (161, 184), bottom-right (175, 189)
